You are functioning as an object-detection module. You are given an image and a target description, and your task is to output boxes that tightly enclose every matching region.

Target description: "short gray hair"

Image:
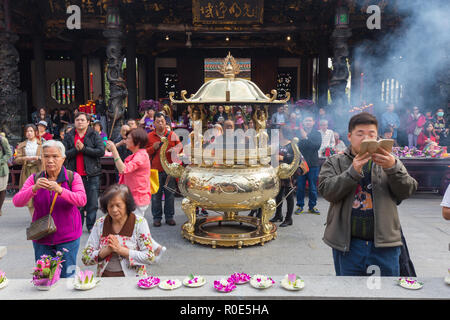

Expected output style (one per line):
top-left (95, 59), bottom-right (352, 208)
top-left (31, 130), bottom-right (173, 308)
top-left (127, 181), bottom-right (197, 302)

top-left (42, 140), bottom-right (66, 158)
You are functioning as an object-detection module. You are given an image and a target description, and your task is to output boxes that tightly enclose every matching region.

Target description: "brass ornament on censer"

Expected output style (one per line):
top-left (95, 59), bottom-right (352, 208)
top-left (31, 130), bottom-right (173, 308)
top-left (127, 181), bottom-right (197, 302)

top-left (161, 53), bottom-right (299, 248)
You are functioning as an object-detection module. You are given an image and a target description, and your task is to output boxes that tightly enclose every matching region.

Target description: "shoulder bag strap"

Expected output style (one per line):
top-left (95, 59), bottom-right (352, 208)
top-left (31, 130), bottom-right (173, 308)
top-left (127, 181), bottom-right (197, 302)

top-left (49, 191), bottom-right (59, 216)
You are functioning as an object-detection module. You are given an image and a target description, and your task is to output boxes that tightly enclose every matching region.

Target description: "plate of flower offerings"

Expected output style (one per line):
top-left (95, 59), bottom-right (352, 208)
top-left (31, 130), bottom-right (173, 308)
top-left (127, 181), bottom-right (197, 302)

top-left (229, 272), bottom-right (250, 285)
top-left (249, 275), bottom-right (275, 289)
top-left (397, 277), bottom-right (424, 290)
top-left (0, 271), bottom-right (8, 289)
top-left (32, 251), bottom-right (65, 291)
top-left (280, 274), bottom-right (305, 291)
top-left (159, 279), bottom-right (182, 290)
top-left (214, 278), bottom-right (236, 293)
top-left (137, 276), bottom-right (160, 289)
top-left (73, 270), bottom-right (100, 291)
top-left (183, 274), bottom-right (206, 288)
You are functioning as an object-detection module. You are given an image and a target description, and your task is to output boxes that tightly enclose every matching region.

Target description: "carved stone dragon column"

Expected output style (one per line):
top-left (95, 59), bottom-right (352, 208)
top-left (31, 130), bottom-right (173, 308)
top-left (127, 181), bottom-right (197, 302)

top-left (0, 0), bottom-right (22, 143)
top-left (329, 4), bottom-right (352, 109)
top-left (103, 3), bottom-right (127, 141)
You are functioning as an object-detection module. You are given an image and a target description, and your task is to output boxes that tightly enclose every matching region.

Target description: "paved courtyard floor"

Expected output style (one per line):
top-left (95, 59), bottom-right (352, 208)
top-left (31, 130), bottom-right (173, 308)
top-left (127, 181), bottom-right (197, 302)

top-left (0, 193), bottom-right (449, 279)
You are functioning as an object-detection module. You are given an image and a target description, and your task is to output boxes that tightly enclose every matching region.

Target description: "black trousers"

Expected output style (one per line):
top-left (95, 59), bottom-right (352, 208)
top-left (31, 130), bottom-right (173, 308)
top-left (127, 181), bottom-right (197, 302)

top-left (275, 184), bottom-right (294, 220)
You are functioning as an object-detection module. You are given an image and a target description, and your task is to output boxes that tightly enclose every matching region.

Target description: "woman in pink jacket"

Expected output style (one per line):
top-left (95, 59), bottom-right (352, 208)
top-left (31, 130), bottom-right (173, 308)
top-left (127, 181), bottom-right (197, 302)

top-left (106, 128), bottom-right (166, 261)
top-left (13, 140), bottom-right (87, 278)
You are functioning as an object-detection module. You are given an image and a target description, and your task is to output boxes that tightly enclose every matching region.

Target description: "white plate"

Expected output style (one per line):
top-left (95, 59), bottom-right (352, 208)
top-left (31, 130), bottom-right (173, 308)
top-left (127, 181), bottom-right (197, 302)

top-left (183, 276), bottom-right (206, 288)
top-left (0, 278), bottom-right (8, 289)
top-left (215, 286), bottom-right (236, 293)
top-left (34, 282), bottom-right (59, 291)
top-left (73, 279), bottom-right (100, 291)
top-left (397, 278), bottom-right (423, 290)
top-left (159, 279), bottom-right (182, 290)
top-left (280, 278), bottom-right (305, 291)
top-left (249, 276), bottom-right (274, 289)
top-left (444, 276), bottom-right (450, 285)
top-left (138, 283), bottom-right (159, 289)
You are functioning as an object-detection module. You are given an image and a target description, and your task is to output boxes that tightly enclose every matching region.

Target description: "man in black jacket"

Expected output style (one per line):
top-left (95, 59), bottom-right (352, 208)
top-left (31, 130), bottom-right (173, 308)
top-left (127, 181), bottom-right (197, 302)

top-left (63, 112), bottom-right (105, 232)
top-left (295, 113), bottom-right (322, 215)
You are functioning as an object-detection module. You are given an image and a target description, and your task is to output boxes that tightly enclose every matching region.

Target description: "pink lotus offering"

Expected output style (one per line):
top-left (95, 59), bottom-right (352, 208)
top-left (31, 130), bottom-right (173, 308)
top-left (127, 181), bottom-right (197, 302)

top-left (76, 270), bottom-right (94, 285)
top-left (183, 274), bottom-right (206, 287)
top-left (281, 273), bottom-right (305, 290)
top-left (137, 276), bottom-right (160, 289)
top-left (31, 250), bottom-right (66, 289)
top-left (74, 270), bottom-right (99, 290)
top-left (397, 277), bottom-right (423, 290)
top-left (229, 272), bottom-right (251, 284)
top-left (158, 278), bottom-right (182, 290)
top-left (214, 278), bottom-right (236, 293)
top-left (250, 274), bottom-right (275, 289)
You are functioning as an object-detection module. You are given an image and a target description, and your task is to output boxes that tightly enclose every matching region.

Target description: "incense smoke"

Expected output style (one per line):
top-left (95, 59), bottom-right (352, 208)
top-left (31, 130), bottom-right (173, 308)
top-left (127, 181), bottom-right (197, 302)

top-left (353, 0), bottom-right (450, 112)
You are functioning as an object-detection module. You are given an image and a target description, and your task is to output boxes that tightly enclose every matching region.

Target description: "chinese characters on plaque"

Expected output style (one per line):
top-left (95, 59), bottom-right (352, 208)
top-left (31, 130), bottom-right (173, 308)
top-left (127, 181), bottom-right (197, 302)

top-left (193, 0), bottom-right (264, 24)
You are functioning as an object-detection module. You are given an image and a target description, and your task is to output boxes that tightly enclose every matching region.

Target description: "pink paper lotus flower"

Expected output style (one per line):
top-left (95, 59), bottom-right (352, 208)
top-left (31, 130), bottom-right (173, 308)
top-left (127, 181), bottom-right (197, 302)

top-left (0, 270), bottom-right (6, 284)
top-left (76, 270), bottom-right (94, 284)
top-left (287, 273), bottom-right (297, 283)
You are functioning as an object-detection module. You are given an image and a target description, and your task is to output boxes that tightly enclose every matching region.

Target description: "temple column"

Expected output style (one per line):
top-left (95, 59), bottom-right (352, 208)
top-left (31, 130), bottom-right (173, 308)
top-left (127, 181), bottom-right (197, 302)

top-left (317, 36), bottom-right (329, 107)
top-left (104, 4), bottom-right (127, 141)
top-left (0, 0), bottom-right (22, 142)
top-left (329, 4), bottom-right (352, 108)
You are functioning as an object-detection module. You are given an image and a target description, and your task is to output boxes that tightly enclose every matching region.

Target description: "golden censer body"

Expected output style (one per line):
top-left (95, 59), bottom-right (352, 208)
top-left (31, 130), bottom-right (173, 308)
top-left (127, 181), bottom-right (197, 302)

top-left (160, 53), bottom-right (300, 248)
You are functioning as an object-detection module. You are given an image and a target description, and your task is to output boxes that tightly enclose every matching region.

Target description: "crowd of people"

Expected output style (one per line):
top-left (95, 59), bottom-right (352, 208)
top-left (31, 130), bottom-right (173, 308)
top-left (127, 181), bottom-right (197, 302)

top-left (0, 99), bottom-right (448, 280)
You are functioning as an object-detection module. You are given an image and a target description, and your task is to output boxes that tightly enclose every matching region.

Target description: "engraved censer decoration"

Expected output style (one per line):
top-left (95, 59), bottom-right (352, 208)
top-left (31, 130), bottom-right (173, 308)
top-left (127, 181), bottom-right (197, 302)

top-left (161, 53), bottom-right (300, 248)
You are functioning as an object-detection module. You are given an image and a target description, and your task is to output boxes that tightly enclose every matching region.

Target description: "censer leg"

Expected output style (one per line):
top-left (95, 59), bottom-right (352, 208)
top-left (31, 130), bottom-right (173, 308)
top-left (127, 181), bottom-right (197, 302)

top-left (181, 198), bottom-right (197, 234)
top-left (261, 199), bottom-right (276, 235)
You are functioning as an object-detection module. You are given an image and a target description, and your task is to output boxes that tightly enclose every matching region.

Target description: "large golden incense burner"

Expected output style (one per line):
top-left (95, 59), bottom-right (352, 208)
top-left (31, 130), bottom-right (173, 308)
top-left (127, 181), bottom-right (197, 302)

top-left (160, 53), bottom-right (300, 248)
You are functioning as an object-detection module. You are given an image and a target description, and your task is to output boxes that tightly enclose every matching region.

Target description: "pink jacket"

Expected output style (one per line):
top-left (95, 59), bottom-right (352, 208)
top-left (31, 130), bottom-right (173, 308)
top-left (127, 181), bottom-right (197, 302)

top-left (13, 167), bottom-right (87, 245)
top-left (119, 149), bottom-right (151, 206)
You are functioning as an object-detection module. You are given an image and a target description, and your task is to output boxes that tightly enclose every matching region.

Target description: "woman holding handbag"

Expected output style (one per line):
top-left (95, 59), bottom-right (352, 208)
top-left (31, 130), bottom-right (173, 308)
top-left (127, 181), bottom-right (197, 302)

top-left (14, 124), bottom-right (43, 216)
top-left (105, 128), bottom-right (166, 261)
top-left (12, 140), bottom-right (87, 278)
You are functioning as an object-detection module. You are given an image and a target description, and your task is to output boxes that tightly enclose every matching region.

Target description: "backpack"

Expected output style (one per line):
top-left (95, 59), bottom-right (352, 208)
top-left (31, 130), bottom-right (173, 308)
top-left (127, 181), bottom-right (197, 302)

top-left (34, 169), bottom-right (74, 190)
